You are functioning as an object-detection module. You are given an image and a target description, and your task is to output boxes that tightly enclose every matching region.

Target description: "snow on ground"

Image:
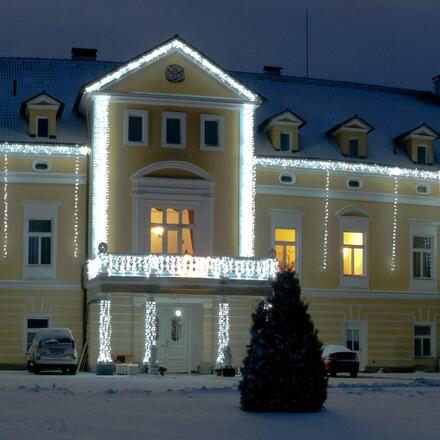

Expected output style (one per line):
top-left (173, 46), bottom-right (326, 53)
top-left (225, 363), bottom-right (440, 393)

top-left (0, 371), bottom-right (439, 440)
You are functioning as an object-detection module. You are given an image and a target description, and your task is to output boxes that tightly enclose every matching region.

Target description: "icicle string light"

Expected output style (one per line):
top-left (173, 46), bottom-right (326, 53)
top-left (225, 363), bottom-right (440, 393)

top-left (2, 153), bottom-right (8, 258)
top-left (73, 155), bottom-right (80, 258)
top-left (256, 157), bottom-right (440, 182)
top-left (216, 301), bottom-right (230, 365)
top-left (91, 95), bottom-right (110, 256)
top-left (0, 143), bottom-right (89, 157)
top-left (143, 298), bottom-right (157, 364)
top-left (322, 168), bottom-right (330, 270)
top-left (97, 299), bottom-right (112, 363)
top-left (390, 177), bottom-right (399, 271)
top-left (239, 104), bottom-right (257, 257)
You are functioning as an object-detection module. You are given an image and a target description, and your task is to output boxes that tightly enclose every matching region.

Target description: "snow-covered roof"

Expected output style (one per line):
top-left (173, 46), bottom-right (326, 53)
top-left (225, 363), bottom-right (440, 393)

top-left (234, 71), bottom-right (440, 168)
top-left (1, 54), bottom-right (440, 169)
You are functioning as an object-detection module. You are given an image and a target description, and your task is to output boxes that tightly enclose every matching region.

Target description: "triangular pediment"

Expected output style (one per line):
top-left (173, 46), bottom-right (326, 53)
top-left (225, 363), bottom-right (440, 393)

top-left (394, 123), bottom-right (440, 143)
top-left (326, 115), bottom-right (374, 137)
top-left (78, 36), bottom-right (261, 109)
top-left (260, 109), bottom-right (306, 131)
top-left (21, 91), bottom-right (64, 118)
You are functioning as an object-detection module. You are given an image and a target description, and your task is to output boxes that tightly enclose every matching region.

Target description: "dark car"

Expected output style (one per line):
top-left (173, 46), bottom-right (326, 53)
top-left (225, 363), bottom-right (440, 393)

top-left (322, 345), bottom-right (359, 378)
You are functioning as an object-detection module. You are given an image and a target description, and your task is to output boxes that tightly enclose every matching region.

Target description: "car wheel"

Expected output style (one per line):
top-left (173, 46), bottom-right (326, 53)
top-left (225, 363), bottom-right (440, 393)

top-left (27, 361), bottom-right (33, 373)
top-left (68, 367), bottom-right (77, 375)
top-left (350, 370), bottom-right (358, 378)
top-left (61, 367), bottom-right (68, 375)
top-left (33, 366), bottom-right (40, 375)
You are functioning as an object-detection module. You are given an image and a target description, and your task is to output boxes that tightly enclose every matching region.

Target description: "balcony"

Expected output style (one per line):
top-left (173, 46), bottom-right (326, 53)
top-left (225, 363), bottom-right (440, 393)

top-left (86, 252), bottom-right (278, 296)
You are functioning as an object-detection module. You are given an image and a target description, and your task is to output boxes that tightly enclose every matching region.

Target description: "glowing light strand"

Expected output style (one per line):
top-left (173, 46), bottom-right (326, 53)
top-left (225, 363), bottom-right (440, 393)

top-left (97, 299), bottom-right (112, 363)
top-left (85, 39), bottom-right (259, 102)
top-left (322, 168), bottom-right (330, 270)
top-left (2, 153), bottom-right (7, 258)
top-left (390, 177), bottom-right (399, 271)
top-left (0, 143), bottom-right (89, 157)
top-left (87, 253), bottom-right (278, 281)
top-left (239, 104), bottom-right (257, 257)
top-left (143, 298), bottom-right (157, 364)
top-left (73, 155), bottom-right (80, 258)
top-left (216, 301), bottom-right (230, 365)
top-left (91, 95), bottom-right (110, 256)
top-left (256, 157), bottom-right (440, 182)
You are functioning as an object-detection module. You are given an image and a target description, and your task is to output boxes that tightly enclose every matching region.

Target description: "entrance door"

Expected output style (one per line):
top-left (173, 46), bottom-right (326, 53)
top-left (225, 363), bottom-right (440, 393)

top-left (157, 307), bottom-right (188, 373)
top-left (344, 321), bottom-right (367, 370)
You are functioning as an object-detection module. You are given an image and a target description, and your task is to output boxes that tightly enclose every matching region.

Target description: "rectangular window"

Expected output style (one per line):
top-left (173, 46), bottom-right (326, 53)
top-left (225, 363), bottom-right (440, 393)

top-left (163, 112), bottom-right (186, 148)
top-left (414, 325), bottom-right (433, 358)
top-left (37, 118), bottom-right (49, 138)
top-left (150, 207), bottom-right (194, 255)
top-left (274, 228), bottom-right (296, 268)
top-left (124, 110), bottom-right (148, 145)
top-left (200, 115), bottom-right (223, 150)
top-left (342, 231), bottom-right (365, 276)
top-left (26, 317), bottom-right (49, 352)
top-left (413, 236), bottom-right (432, 279)
top-left (417, 145), bottom-right (427, 165)
top-left (28, 219), bottom-right (52, 265)
top-left (349, 139), bottom-right (359, 158)
top-left (280, 133), bottom-right (290, 151)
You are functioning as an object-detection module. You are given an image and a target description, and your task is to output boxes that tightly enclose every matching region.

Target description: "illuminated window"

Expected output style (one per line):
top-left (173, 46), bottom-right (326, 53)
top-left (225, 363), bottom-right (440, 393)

top-left (342, 231), bottom-right (365, 276)
top-left (150, 208), bottom-right (194, 255)
top-left (274, 228), bottom-right (296, 267)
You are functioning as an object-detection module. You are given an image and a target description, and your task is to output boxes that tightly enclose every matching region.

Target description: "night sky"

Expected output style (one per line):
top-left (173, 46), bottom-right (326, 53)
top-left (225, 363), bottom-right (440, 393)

top-left (1, 0), bottom-right (440, 90)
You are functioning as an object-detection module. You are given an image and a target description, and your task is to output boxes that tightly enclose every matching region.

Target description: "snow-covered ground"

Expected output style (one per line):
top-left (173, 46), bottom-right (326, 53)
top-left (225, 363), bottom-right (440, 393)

top-left (0, 371), bottom-right (439, 439)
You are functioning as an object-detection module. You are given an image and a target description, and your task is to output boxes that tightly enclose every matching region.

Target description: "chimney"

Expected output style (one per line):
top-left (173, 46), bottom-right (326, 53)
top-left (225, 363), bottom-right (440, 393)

top-left (263, 65), bottom-right (283, 76)
top-left (71, 47), bottom-right (97, 61)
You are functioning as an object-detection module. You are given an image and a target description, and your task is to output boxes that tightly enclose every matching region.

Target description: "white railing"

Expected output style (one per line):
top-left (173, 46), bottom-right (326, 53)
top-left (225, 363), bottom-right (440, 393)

top-left (87, 253), bottom-right (278, 282)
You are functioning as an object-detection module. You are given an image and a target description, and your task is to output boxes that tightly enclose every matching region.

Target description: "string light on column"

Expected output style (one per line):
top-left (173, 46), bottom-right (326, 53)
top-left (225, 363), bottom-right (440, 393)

top-left (143, 297), bottom-right (157, 364)
top-left (73, 155), bottom-right (80, 258)
top-left (97, 299), bottom-right (112, 363)
top-left (390, 176), bottom-right (399, 271)
top-left (322, 168), bottom-right (330, 270)
top-left (2, 153), bottom-right (8, 258)
top-left (216, 301), bottom-right (230, 366)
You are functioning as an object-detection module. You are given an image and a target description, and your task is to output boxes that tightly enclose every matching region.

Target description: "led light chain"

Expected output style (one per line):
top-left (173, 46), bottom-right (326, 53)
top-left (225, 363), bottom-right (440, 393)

top-left (239, 104), bottom-right (257, 257)
top-left (87, 253), bottom-right (278, 281)
top-left (0, 143), bottom-right (89, 157)
top-left (97, 299), bottom-right (112, 363)
top-left (256, 157), bottom-right (440, 182)
top-left (322, 168), bottom-right (330, 270)
top-left (216, 301), bottom-right (230, 365)
top-left (143, 297), bottom-right (157, 364)
top-left (91, 95), bottom-right (110, 256)
top-left (390, 177), bottom-right (399, 271)
top-left (73, 155), bottom-right (80, 258)
top-left (85, 39), bottom-right (259, 102)
top-left (2, 153), bottom-right (8, 258)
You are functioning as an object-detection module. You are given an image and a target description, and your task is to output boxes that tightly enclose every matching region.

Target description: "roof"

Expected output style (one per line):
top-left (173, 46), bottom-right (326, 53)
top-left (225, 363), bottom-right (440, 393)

top-left (1, 53), bottom-right (440, 168)
top-left (233, 71), bottom-right (440, 168)
top-left (0, 57), bottom-right (119, 144)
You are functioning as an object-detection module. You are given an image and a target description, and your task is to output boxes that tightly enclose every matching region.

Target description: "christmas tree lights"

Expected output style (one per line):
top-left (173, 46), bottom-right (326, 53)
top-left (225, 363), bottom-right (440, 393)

top-left (322, 169), bottom-right (330, 270)
top-left (2, 153), bottom-right (7, 258)
top-left (143, 297), bottom-right (157, 364)
top-left (390, 177), bottom-right (399, 271)
top-left (97, 299), bottom-right (112, 363)
top-left (73, 155), bottom-right (80, 258)
top-left (216, 301), bottom-right (230, 366)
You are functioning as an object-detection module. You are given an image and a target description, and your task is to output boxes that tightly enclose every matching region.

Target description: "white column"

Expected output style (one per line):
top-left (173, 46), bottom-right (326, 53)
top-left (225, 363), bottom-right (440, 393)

top-left (97, 299), bottom-right (112, 363)
top-left (216, 300), bottom-right (230, 366)
top-left (143, 297), bottom-right (157, 365)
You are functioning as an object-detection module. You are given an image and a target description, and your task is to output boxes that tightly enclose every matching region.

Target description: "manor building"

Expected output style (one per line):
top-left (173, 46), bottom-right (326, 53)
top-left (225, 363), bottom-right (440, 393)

top-left (0, 36), bottom-right (439, 373)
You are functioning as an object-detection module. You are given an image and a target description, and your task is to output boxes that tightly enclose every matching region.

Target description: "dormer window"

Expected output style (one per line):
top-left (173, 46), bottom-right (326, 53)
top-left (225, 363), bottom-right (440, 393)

top-left (21, 91), bottom-right (63, 139)
top-left (37, 117), bottom-right (49, 138)
top-left (326, 115), bottom-right (374, 159)
top-left (394, 124), bottom-right (439, 165)
top-left (260, 109), bottom-right (306, 152)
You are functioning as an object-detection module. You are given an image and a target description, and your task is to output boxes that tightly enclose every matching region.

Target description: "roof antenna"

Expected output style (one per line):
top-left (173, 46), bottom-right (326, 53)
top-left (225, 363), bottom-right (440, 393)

top-left (306, 9), bottom-right (310, 78)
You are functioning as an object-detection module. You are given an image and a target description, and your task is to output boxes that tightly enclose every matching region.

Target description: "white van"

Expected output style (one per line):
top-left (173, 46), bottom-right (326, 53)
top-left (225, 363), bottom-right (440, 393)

top-left (27, 328), bottom-right (77, 375)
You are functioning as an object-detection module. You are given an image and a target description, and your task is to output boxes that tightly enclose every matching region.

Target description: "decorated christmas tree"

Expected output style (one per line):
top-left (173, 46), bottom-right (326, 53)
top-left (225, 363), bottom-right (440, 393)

top-left (239, 269), bottom-right (327, 412)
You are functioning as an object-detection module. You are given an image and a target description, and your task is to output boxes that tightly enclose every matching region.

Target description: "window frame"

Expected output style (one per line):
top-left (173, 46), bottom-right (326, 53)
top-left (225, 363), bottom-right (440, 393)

top-left (200, 114), bottom-right (224, 151)
top-left (269, 210), bottom-right (304, 277)
top-left (22, 201), bottom-right (60, 280)
top-left (409, 220), bottom-right (438, 291)
top-left (23, 314), bottom-right (50, 354)
top-left (348, 138), bottom-right (360, 158)
top-left (162, 111), bottom-right (186, 149)
top-left (280, 131), bottom-right (291, 151)
top-left (36, 116), bottom-right (49, 139)
top-left (416, 145), bottom-right (428, 165)
top-left (124, 109), bottom-right (148, 146)
top-left (413, 321), bottom-right (436, 359)
top-left (342, 231), bottom-right (366, 277)
top-left (338, 213), bottom-right (370, 289)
